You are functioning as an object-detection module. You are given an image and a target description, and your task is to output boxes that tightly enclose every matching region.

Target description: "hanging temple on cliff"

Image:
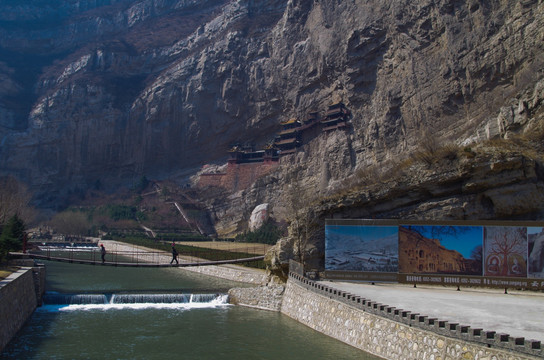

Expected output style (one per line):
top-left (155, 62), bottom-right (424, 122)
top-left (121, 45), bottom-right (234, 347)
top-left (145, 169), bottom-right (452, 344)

top-left (197, 101), bottom-right (351, 192)
top-left (228, 101), bottom-right (351, 164)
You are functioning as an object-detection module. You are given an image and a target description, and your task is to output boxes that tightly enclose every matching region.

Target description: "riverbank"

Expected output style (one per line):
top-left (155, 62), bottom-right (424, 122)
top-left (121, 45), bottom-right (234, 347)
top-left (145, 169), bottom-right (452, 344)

top-left (104, 241), bottom-right (544, 358)
top-left (228, 259), bottom-right (544, 360)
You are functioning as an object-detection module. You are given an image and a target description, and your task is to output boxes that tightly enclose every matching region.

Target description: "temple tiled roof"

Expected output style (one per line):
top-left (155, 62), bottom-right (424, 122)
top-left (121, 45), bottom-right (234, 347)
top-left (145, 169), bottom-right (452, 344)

top-left (280, 118), bottom-right (299, 125)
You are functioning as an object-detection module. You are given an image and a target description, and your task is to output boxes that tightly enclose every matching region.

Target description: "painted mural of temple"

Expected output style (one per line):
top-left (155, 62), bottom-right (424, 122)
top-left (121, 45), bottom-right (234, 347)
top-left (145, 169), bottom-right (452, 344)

top-left (399, 226), bottom-right (481, 275)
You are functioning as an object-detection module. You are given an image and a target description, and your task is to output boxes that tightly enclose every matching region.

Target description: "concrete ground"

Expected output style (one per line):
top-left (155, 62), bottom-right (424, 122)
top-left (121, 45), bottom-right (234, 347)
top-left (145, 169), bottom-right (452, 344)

top-left (319, 280), bottom-right (544, 343)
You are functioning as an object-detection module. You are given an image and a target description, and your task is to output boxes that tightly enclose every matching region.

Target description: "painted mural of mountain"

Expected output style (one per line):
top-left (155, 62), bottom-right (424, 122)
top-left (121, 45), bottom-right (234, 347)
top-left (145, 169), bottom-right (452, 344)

top-left (326, 232), bottom-right (398, 272)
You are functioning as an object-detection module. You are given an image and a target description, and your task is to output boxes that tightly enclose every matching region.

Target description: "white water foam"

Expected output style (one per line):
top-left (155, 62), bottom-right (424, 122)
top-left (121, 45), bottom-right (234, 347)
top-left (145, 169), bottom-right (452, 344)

top-left (39, 294), bottom-right (230, 312)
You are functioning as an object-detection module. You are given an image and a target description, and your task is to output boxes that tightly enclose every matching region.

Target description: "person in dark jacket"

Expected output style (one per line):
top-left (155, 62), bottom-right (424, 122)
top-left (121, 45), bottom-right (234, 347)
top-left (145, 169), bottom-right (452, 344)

top-left (100, 244), bottom-right (106, 264)
top-left (170, 243), bottom-right (179, 265)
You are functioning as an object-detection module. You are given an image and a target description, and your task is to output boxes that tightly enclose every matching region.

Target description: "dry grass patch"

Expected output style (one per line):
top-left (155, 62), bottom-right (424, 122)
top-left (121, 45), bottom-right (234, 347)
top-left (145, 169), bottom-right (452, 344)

top-left (411, 136), bottom-right (460, 167)
top-left (482, 132), bottom-right (544, 161)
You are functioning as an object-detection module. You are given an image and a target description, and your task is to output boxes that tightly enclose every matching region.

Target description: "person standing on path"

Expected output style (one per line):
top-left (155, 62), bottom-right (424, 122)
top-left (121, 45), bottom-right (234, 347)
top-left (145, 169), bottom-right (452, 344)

top-left (100, 244), bottom-right (106, 264)
top-left (170, 243), bottom-right (179, 265)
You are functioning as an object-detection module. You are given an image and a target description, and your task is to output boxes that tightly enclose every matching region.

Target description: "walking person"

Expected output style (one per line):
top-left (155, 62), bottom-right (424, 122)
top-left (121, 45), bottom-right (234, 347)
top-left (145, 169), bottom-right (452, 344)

top-left (170, 243), bottom-right (179, 265)
top-left (100, 244), bottom-right (106, 264)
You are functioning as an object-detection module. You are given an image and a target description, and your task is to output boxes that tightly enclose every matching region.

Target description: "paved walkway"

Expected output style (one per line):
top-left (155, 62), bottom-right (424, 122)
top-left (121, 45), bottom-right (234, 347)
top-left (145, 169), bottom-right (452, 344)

top-left (319, 280), bottom-right (544, 343)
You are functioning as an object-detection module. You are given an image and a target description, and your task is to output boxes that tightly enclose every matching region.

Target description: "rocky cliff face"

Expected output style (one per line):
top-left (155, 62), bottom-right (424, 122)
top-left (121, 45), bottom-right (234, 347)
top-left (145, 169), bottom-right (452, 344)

top-left (0, 0), bottom-right (543, 213)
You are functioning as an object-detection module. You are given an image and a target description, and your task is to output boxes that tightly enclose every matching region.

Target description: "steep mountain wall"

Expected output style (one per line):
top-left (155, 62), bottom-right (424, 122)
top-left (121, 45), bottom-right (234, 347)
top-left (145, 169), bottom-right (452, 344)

top-left (0, 0), bottom-right (542, 211)
top-left (207, 77), bottom-right (544, 238)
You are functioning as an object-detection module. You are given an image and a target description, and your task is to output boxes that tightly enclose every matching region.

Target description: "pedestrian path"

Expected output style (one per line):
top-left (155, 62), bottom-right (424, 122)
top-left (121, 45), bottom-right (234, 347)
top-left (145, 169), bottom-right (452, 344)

top-left (319, 280), bottom-right (544, 343)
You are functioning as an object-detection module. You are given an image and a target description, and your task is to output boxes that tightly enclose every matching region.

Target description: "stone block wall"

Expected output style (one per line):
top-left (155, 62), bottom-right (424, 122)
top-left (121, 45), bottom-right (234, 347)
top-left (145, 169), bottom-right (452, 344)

top-left (0, 268), bottom-right (39, 353)
top-left (197, 172), bottom-right (227, 188)
top-left (281, 274), bottom-right (542, 360)
top-left (184, 263), bottom-right (268, 285)
top-left (228, 284), bottom-right (285, 311)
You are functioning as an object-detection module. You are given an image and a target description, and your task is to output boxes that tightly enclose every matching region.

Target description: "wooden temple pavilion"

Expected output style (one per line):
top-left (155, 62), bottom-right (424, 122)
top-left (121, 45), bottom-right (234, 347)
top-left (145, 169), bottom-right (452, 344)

top-left (228, 144), bottom-right (278, 164)
top-left (300, 111), bottom-right (321, 129)
top-left (321, 101), bottom-right (350, 131)
top-left (274, 118), bottom-right (302, 155)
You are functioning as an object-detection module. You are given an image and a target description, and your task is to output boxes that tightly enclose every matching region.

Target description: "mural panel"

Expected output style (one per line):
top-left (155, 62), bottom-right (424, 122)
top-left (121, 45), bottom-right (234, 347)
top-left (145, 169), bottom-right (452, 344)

top-left (324, 220), bottom-right (544, 289)
top-left (483, 226), bottom-right (527, 277)
top-left (528, 227), bottom-right (544, 278)
top-left (398, 225), bottom-right (482, 275)
top-left (325, 225), bottom-right (398, 272)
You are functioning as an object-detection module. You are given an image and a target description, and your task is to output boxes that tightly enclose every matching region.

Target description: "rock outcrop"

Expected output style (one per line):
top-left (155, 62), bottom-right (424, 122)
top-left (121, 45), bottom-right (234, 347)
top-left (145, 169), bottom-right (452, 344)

top-left (248, 203), bottom-right (269, 232)
top-left (0, 0), bottom-right (542, 211)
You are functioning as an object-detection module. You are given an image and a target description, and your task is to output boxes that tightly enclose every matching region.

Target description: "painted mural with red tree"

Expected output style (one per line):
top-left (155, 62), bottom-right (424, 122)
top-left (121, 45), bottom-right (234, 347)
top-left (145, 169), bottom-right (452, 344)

top-left (483, 226), bottom-right (528, 277)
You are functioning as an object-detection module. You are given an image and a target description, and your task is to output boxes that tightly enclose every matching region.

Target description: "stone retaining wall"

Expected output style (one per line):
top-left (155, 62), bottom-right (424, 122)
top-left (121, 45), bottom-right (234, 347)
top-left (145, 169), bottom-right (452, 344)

top-left (184, 264), bottom-right (268, 285)
top-left (9, 259), bottom-right (46, 306)
top-left (0, 267), bottom-right (40, 353)
top-left (228, 285), bottom-right (285, 311)
top-left (282, 273), bottom-right (542, 360)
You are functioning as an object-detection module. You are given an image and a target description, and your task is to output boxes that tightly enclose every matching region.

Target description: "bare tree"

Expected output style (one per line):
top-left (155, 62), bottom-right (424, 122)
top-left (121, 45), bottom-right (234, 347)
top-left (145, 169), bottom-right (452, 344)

top-left (471, 244), bottom-right (483, 262)
top-left (48, 211), bottom-right (91, 236)
top-left (285, 179), bottom-right (322, 272)
top-left (0, 176), bottom-right (34, 225)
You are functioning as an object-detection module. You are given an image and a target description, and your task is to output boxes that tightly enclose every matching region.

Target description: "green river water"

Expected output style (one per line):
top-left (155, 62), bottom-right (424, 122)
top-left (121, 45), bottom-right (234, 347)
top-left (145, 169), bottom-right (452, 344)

top-left (1, 260), bottom-right (380, 359)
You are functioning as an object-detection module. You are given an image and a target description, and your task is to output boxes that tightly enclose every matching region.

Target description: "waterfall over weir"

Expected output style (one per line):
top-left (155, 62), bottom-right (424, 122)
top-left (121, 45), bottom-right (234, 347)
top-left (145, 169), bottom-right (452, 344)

top-left (111, 293), bottom-right (219, 304)
top-left (44, 293), bottom-right (109, 305)
top-left (42, 292), bottom-right (229, 309)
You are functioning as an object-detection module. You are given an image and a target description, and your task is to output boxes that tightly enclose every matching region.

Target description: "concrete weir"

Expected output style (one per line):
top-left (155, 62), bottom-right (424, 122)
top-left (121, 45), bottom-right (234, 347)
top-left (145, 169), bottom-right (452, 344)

top-left (281, 273), bottom-right (543, 360)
